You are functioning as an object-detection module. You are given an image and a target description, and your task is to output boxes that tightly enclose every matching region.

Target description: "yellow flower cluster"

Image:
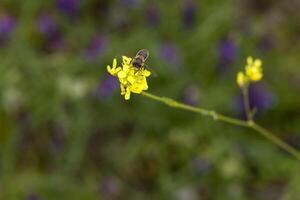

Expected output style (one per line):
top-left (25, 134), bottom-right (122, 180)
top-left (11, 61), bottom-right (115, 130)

top-left (237, 57), bottom-right (263, 87)
top-left (107, 56), bottom-right (151, 100)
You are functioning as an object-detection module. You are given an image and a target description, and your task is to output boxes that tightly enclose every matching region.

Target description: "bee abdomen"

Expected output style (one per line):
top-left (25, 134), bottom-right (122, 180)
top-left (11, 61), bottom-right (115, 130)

top-left (132, 58), bottom-right (143, 68)
top-left (133, 62), bottom-right (142, 68)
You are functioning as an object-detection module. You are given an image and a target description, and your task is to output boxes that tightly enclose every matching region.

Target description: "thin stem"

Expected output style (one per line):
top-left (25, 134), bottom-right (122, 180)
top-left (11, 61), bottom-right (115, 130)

top-left (242, 86), bottom-right (252, 121)
top-left (251, 123), bottom-right (300, 160)
top-left (141, 91), bottom-right (300, 161)
top-left (141, 92), bottom-right (248, 127)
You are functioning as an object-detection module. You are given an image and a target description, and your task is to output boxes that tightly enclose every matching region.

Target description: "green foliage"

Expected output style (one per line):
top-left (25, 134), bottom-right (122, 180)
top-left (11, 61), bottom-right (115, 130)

top-left (0, 0), bottom-right (300, 199)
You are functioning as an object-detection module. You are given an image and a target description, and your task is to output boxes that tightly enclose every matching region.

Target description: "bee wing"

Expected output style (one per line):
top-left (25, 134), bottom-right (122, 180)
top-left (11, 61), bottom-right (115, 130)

top-left (145, 65), bottom-right (157, 77)
top-left (136, 49), bottom-right (149, 61)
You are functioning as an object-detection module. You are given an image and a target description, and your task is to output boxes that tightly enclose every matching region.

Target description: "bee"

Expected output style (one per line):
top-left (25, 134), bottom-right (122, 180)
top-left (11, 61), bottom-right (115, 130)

top-left (132, 49), bottom-right (149, 70)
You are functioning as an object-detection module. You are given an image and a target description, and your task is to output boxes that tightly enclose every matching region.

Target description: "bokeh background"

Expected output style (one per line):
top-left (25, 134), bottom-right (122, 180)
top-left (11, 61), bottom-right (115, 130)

top-left (0, 0), bottom-right (300, 199)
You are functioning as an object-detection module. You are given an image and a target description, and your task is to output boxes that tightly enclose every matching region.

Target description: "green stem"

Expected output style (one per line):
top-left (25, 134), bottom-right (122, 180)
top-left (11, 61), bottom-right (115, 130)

top-left (251, 123), bottom-right (300, 160)
top-left (242, 86), bottom-right (252, 121)
top-left (141, 91), bottom-right (300, 161)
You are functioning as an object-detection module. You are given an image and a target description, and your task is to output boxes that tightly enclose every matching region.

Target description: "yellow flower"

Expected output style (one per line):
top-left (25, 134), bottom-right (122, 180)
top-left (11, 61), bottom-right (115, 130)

top-left (245, 56), bottom-right (263, 81)
top-left (236, 71), bottom-right (248, 87)
top-left (236, 56), bottom-right (263, 88)
top-left (107, 56), bottom-right (151, 100)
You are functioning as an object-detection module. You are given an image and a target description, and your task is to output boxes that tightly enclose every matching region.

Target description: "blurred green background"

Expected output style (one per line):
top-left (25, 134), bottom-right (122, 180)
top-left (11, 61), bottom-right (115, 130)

top-left (0, 0), bottom-right (300, 199)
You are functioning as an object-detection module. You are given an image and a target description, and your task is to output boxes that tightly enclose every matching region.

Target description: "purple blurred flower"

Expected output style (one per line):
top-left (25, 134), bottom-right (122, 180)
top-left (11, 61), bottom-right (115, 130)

top-left (100, 177), bottom-right (122, 199)
top-left (0, 15), bottom-right (16, 40)
top-left (25, 193), bottom-right (42, 200)
top-left (84, 35), bottom-right (108, 61)
top-left (182, 85), bottom-right (200, 106)
top-left (160, 43), bottom-right (182, 66)
top-left (182, 0), bottom-right (197, 29)
top-left (36, 14), bottom-right (65, 52)
top-left (235, 83), bottom-right (276, 118)
top-left (217, 38), bottom-right (237, 74)
top-left (96, 75), bottom-right (119, 98)
top-left (145, 6), bottom-right (161, 27)
top-left (56, 0), bottom-right (81, 19)
top-left (119, 0), bottom-right (140, 7)
top-left (37, 15), bottom-right (58, 37)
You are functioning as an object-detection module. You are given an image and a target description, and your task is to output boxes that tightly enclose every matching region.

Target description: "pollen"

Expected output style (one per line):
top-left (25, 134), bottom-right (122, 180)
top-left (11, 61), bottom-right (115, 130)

top-left (107, 56), bottom-right (151, 100)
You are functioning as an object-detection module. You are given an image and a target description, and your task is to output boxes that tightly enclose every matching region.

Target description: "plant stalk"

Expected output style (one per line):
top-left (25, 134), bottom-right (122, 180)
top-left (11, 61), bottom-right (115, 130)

top-left (141, 91), bottom-right (300, 161)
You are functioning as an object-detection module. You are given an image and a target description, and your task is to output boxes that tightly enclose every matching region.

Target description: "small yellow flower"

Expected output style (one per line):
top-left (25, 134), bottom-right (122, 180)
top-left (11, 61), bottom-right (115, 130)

top-left (245, 56), bottom-right (263, 81)
top-left (236, 56), bottom-right (263, 88)
top-left (236, 72), bottom-right (248, 87)
top-left (107, 56), bottom-right (151, 100)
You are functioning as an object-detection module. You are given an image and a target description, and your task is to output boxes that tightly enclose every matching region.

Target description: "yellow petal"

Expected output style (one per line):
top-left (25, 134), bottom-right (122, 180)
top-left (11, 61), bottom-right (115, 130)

top-left (107, 65), bottom-right (111, 72)
top-left (143, 83), bottom-right (148, 90)
top-left (247, 57), bottom-right (253, 65)
top-left (250, 72), bottom-right (263, 81)
top-left (143, 69), bottom-right (151, 77)
top-left (118, 78), bottom-right (126, 85)
top-left (130, 85), bottom-right (143, 93)
top-left (122, 56), bottom-right (132, 65)
top-left (127, 75), bottom-right (136, 84)
top-left (245, 65), bottom-right (263, 81)
top-left (123, 65), bottom-right (131, 72)
top-left (115, 67), bottom-right (121, 72)
top-left (113, 58), bottom-right (117, 68)
top-left (118, 71), bottom-right (127, 79)
top-left (120, 84), bottom-right (126, 95)
top-left (125, 89), bottom-right (131, 100)
top-left (254, 59), bottom-right (262, 67)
